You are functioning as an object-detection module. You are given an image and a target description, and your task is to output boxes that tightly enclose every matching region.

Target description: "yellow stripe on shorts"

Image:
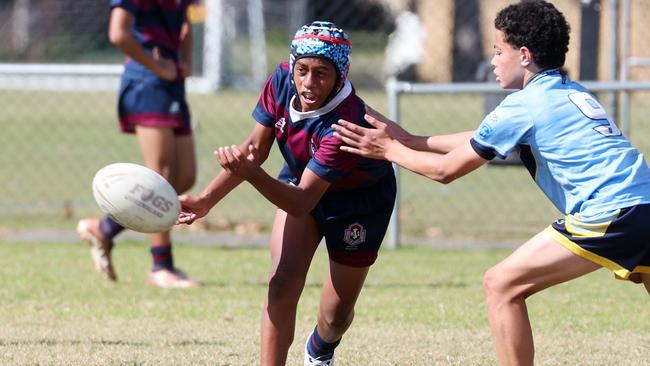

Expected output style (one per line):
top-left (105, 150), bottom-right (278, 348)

top-left (564, 210), bottom-right (619, 238)
top-left (544, 226), bottom-right (632, 280)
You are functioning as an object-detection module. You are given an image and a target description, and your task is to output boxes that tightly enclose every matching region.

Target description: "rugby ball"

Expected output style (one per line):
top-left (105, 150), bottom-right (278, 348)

top-left (92, 163), bottom-right (180, 233)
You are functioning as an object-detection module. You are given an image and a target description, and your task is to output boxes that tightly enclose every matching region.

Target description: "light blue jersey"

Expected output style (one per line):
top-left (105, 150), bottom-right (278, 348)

top-left (471, 69), bottom-right (650, 219)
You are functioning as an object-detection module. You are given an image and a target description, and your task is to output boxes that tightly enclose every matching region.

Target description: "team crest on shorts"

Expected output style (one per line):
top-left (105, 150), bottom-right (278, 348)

top-left (344, 222), bottom-right (366, 247)
top-left (169, 101), bottom-right (180, 114)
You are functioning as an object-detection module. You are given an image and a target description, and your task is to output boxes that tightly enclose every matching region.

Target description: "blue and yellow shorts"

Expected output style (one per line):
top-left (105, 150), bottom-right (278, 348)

top-left (546, 204), bottom-right (650, 282)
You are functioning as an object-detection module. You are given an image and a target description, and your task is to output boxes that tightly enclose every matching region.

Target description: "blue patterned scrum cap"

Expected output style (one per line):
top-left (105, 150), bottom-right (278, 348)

top-left (290, 21), bottom-right (351, 90)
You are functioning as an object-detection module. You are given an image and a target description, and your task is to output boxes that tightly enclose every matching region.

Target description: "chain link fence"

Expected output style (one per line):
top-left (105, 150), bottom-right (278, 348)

top-left (1, 0), bottom-right (649, 244)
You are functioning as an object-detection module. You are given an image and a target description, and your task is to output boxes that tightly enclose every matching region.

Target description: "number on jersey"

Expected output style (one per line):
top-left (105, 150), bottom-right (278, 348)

top-left (569, 92), bottom-right (621, 137)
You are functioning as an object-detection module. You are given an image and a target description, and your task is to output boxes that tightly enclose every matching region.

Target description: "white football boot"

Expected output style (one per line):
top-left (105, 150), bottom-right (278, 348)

top-left (304, 332), bottom-right (335, 366)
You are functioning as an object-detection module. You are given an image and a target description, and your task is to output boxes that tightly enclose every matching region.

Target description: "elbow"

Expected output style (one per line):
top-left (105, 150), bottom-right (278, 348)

top-left (427, 167), bottom-right (457, 185)
top-left (438, 175), bottom-right (457, 185)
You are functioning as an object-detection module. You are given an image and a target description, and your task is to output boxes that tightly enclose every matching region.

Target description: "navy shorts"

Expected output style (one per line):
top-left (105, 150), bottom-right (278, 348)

top-left (546, 204), bottom-right (650, 281)
top-left (312, 172), bottom-right (397, 268)
top-left (118, 76), bottom-right (192, 136)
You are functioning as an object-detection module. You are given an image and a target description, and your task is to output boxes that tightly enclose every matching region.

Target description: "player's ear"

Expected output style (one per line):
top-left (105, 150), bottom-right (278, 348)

top-left (519, 46), bottom-right (533, 67)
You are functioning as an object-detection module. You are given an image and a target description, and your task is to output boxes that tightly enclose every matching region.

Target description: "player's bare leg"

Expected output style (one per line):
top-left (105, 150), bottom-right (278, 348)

top-left (136, 125), bottom-right (179, 187)
top-left (260, 209), bottom-right (321, 366)
top-left (136, 126), bottom-right (199, 287)
top-left (305, 260), bottom-right (368, 362)
top-left (482, 230), bottom-right (600, 366)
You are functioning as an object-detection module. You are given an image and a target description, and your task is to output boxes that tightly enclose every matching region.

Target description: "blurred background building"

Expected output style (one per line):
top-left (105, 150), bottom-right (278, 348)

top-left (2, 0), bottom-right (649, 85)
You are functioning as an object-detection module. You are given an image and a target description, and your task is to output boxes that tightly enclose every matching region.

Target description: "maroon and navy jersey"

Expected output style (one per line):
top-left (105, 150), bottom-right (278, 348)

top-left (252, 62), bottom-right (393, 192)
top-left (110, 0), bottom-right (192, 80)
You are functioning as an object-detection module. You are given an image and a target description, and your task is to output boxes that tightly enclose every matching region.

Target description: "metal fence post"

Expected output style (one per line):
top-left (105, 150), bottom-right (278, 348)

top-left (386, 78), bottom-right (401, 249)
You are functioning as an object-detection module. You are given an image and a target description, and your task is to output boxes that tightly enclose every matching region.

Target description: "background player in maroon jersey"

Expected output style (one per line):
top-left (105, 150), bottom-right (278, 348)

top-left (77, 0), bottom-right (200, 288)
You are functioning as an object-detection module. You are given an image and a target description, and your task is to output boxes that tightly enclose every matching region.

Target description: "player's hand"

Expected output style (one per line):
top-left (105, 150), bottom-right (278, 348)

top-left (152, 46), bottom-right (178, 81)
top-left (333, 113), bottom-right (396, 160)
top-left (177, 194), bottom-right (209, 225)
top-left (245, 144), bottom-right (261, 165)
top-left (365, 105), bottom-right (412, 142)
top-left (215, 144), bottom-right (259, 179)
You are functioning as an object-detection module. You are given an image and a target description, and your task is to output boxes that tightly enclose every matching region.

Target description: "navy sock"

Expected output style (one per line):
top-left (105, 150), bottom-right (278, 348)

top-left (151, 244), bottom-right (174, 271)
top-left (99, 216), bottom-right (123, 245)
top-left (306, 325), bottom-right (341, 358)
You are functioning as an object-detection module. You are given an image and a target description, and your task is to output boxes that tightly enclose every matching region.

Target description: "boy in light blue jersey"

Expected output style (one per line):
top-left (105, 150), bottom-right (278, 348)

top-left (472, 68), bottom-right (650, 218)
top-left (333, 1), bottom-right (650, 365)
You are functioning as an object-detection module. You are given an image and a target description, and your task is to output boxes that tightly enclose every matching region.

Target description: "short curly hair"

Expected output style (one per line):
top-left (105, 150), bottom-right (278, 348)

top-left (495, 0), bottom-right (570, 70)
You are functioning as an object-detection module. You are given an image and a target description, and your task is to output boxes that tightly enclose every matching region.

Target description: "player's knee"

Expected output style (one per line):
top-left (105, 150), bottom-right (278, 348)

top-left (267, 270), bottom-right (305, 306)
top-left (483, 266), bottom-right (511, 303)
top-left (483, 265), bottom-right (530, 306)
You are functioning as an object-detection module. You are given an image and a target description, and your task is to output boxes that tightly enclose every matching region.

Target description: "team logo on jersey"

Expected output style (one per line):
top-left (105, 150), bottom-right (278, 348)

top-left (275, 118), bottom-right (286, 133)
top-left (478, 123), bottom-right (493, 139)
top-left (343, 222), bottom-right (366, 247)
top-left (309, 136), bottom-right (317, 156)
top-left (169, 101), bottom-right (180, 114)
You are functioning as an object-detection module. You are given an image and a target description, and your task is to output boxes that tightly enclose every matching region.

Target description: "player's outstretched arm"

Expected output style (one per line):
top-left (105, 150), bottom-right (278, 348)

top-left (177, 124), bottom-right (275, 225)
top-left (423, 131), bottom-right (476, 153)
top-left (336, 107), bottom-right (475, 155)
top-left (216, 145), bottom-right (330, 217)
top-left (363, 106), bottom-right (451, 152)
top-left (363, 106), bottom-right (421, 149)
top-left (386, 141), bottom-right (488, 184)
top-left (334, 115), bottom-right (487, 184)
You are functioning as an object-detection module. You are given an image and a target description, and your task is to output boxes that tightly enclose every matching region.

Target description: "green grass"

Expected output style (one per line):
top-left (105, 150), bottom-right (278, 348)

top-left (0, 240), bottom-right (648, 365)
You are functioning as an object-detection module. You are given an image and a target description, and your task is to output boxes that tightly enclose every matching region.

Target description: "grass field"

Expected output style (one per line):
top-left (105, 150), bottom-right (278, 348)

top-left (1, 86), bottom-right (649, 364)
top-left (1, 239), bottom-right (648, 365)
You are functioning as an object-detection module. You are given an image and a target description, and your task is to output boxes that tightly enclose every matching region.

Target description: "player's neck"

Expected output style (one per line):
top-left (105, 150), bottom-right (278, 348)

top-left (522, 65), bottom-right (543, 88)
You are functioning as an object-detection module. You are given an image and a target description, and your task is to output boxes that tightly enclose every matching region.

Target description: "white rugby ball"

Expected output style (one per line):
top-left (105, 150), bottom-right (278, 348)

top-left (92, 163), bottom-right (180, 233)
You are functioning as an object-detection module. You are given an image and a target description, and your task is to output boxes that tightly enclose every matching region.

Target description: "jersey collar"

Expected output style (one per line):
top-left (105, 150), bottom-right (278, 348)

top-left (527, 68), bottom-right (562, 86)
